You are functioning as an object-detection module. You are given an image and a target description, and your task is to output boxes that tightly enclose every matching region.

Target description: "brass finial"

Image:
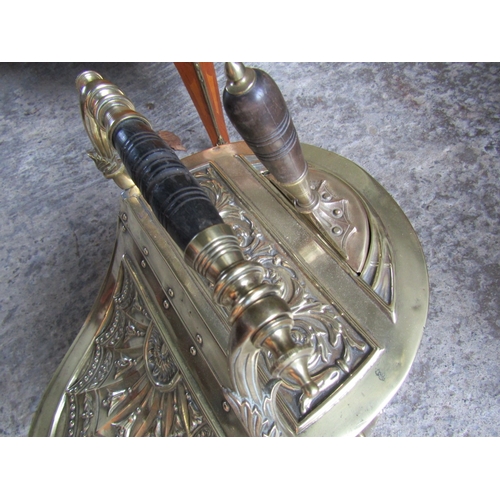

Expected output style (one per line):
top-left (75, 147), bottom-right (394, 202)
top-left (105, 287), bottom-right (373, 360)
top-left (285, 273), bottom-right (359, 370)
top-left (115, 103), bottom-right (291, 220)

top-left (224, 62), bottom-right (256, 96)
top-left (225, 62), bottom-right (246, 83)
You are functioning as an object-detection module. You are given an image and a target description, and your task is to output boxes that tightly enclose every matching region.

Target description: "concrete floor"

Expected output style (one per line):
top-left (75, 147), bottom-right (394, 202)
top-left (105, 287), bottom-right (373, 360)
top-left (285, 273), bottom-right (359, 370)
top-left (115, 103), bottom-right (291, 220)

top-left (0, 62), bottom-right (498, 436)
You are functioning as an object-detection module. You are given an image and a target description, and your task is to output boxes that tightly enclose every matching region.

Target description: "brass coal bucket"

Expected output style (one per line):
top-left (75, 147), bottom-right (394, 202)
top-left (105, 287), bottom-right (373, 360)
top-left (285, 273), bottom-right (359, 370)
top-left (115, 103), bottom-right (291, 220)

top-left (30, 63), bottom-right (428, 437)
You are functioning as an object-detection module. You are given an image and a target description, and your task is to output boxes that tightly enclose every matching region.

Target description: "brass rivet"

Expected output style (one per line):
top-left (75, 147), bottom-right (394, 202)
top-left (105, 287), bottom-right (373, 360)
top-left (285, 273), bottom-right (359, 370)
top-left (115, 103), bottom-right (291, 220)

top-left (121, 213), bottom-right (128, 222)
top-left (167, 288), bottom-right (174, 298)
top-left (162, 299), bottom-right (170, 310)
top-left (143, 247), bottom-right (149, 256)
top-left (140, 260), bottom-right (147, 268)
top-left (222, 401), bottom-right (230, 413)
top-left (196, 334), bottom-right (203, 345)
top-left (332, 226), bottom-right (343, 235)
top-left (189, 346), bottom-right (197, 356)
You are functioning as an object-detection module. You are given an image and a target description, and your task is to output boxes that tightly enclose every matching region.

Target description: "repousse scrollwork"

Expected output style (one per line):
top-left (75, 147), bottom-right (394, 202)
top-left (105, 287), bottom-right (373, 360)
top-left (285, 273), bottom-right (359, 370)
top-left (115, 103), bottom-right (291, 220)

top-left (195, 165), bottom-right (373, 435)
top-left (63, 266), bottom-right (216, 437)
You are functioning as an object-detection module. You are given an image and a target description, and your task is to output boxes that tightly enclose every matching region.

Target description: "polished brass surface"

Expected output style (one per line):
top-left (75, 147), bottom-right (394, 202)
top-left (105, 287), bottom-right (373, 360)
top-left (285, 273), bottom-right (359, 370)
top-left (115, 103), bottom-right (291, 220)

top-left (31, 139), bottom-right (428, 437)
top-left (78, 69), bottom-right (318, 415)
top-left (185, 223), bottom-right (319, 409)
top-left (280, 170), bottom-right (319, 212)
top-left (77, 70), bottom-right (138, 190)
top-left (55, 71), bottom-right (321, 435)
top-left (30, 64), bottom-right (428, 437)
top-left (77, 71), bottom-right (151, 142)
top-left (224, 62), bottom-right (257, 96)
top-left (184, 223), bottom-right (244, 284)
top-left (29, 197), bottom-right (241, 437)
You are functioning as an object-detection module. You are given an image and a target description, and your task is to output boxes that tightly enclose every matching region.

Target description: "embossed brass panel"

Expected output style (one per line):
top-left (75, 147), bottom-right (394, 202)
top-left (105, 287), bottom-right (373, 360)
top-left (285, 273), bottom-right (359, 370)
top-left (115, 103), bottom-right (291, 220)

top-left (31, 141), bottom-right (428, 437)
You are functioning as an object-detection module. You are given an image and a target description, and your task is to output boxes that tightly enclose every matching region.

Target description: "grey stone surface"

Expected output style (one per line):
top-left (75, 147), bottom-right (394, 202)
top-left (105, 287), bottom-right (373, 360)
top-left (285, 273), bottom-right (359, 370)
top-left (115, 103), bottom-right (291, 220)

top-left (0, 62), bottom-right (498, 436)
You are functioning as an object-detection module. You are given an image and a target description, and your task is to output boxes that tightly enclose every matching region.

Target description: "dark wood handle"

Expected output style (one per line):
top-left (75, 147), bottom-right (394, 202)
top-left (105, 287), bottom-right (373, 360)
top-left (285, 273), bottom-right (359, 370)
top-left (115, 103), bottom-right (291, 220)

top-left (223, 67), bottom-right (307, 185)
top-left (112, 118), bottom-right (223, 250)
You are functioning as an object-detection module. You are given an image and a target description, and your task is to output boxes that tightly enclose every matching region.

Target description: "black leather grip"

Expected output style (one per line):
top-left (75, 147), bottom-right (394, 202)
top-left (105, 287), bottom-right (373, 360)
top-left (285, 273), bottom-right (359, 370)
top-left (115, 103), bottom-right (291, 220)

top-left (112, 118), bottom-right (223, 250)
top-left (223, 69), bottom-right (307, 185)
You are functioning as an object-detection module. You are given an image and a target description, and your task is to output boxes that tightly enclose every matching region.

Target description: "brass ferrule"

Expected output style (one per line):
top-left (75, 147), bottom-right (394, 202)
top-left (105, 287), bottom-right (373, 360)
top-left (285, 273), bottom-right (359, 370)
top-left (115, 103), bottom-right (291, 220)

top-left (184, 224), bottom-right (244, 284)
top-left (281, 169), bottom-right (320, 213)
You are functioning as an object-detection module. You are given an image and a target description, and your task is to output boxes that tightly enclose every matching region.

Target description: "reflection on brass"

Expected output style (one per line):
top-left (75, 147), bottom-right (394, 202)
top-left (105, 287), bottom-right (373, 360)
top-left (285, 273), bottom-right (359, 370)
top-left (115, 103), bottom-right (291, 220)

top-left (76, 71), bottom-right (151, 142)
top-left (35, 263), bottom-right (216, 437)
top-left (77, 70), bottom-right (140, 190)
top-left (265, 165), bottom-right (372, 277)
top-left (31, 65), bottom-right (428, 437)
top-left (224, 62), bottom-right (257, 96)
top-left (185, 223), bottom-right (319, 412)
